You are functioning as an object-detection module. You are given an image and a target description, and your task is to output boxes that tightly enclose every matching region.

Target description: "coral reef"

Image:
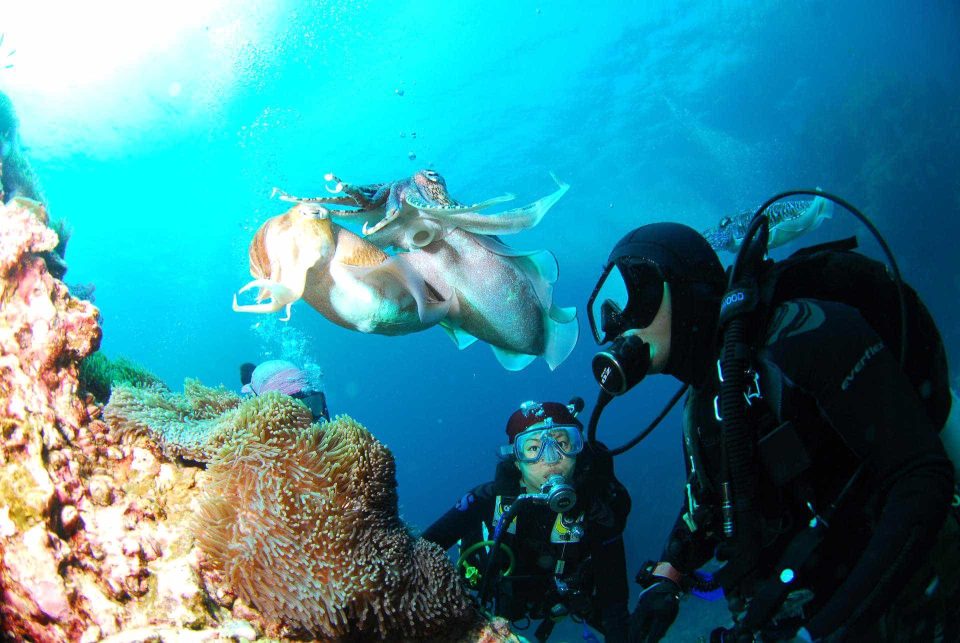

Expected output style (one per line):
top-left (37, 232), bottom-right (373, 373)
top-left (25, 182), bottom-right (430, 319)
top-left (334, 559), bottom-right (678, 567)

top-left (0, 200), bottom-right (516, 640)
top-left (79, 352), bottom-right (166, 404)
top-left (1, 90), bottom-right (71, 281)
top-left (0, 197), bottom-right (100, 436)
top-left (108, 385), bottom-right (487, 639)
top-left (0, 90), bottom-right (45, 205)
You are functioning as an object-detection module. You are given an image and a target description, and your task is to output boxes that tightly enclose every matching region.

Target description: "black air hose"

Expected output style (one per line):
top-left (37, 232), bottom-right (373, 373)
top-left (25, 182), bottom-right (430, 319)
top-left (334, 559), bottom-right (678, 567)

top-left (719, 317), bottom-right (756, 538)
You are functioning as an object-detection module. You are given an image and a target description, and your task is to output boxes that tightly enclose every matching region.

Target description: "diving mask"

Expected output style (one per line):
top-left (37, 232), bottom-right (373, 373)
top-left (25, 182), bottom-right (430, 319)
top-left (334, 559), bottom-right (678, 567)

top-left (587, 260), bottom-right (665, 344)
top-left (510, 423), bottom-right (584, 464)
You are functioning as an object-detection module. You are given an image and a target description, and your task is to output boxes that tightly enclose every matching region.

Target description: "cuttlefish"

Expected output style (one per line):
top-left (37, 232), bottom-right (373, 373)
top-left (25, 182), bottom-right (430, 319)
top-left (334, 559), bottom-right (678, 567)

top-left (233, 203), bottom-right (449, 334)
top-left (269, 170), bottom-right (577, 370)
top-left (702, 195), bottom-right (834, 253)
top-left (233, 198), bottom-right (578, 370)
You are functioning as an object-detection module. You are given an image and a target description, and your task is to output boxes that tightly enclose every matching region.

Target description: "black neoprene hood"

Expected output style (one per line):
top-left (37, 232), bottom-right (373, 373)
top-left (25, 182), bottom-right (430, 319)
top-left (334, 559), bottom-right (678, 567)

top-left (607, 222), bottom-right (726, 385)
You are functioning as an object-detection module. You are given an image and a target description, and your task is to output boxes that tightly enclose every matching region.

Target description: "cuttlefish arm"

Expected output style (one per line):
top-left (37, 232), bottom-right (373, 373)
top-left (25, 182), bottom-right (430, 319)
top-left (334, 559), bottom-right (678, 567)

top-left (232, 279), bottom-right (296, 321)
top-left (271, 186), bottom-right (363, 209)
top-left (413, 173), bottom-right (569, 236)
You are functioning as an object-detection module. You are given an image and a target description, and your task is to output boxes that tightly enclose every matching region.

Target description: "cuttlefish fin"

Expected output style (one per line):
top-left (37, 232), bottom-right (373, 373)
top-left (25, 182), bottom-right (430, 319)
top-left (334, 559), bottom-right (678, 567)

top-left (543, 304), bottom-right (579, 370)
top-left (473, 235), bottom-right (560, 310)
top-left (491, 346), bottom-right (538, 372)
top-left (439, 320), bottom-right (480, 349)
top-left (232, 279), bottom-right (299, 321)
top-left (426, 174), bottom-right (569, 235)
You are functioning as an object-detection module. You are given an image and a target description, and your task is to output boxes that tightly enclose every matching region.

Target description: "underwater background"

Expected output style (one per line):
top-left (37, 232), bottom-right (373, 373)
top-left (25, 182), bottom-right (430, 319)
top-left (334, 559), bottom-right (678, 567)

top-left (2, 0), bottom-right (958, 639)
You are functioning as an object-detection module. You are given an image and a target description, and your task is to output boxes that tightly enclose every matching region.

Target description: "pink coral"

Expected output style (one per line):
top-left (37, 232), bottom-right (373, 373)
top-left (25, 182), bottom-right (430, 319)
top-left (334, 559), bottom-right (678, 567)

top-left (0, 197), bottom-right (102, 640)
top-left (0, 197), bottom-right (101, 437)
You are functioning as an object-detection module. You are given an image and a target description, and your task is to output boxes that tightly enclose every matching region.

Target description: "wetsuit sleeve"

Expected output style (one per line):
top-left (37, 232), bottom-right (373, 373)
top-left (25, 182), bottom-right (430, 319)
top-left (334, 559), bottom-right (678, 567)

top-left (421, 483), bottom-right (495, 551)
top-left (761, 300), bottom-right (955, 639)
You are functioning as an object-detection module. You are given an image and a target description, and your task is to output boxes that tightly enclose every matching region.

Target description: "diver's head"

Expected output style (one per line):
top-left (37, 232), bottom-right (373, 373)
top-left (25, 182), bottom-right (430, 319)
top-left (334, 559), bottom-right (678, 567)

top-left (588, 222), bottom-right (724, 389)
top-left (500, 400), bottom-right (584, 493)
top-left (240, 362), bottom-right (256, 387)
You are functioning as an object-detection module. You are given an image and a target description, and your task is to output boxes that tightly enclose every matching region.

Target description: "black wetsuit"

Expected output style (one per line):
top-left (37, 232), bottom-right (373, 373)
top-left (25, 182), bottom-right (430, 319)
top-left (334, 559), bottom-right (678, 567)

top-left (423, 451), bottom-right (632, 642)
top-left (663, 299), bottom-right (955, 640)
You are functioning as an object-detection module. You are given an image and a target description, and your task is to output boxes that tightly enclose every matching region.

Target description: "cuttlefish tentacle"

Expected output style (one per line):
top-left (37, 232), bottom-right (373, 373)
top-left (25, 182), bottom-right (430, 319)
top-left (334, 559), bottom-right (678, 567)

top-left (272, 186), bottom-right (364, 209)
top-left (232, 279), bottom-right (296, 321)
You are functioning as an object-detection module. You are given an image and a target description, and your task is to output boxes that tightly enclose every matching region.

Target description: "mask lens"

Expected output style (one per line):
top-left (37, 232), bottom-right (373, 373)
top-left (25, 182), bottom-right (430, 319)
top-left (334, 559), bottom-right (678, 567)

top-left (514, 426), bottom-right (584, 463)
top-left (600, 300), bottom-right (624, 340)
top-left (623, 262), bottom-right (665, 329)
top-left (588, 264), bottom-right (630, 344)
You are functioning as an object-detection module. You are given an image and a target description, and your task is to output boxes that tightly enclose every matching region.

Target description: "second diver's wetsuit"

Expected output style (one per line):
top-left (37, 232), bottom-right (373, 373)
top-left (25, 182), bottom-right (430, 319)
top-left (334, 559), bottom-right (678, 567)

top-left (423, 446), bottom-right (632, 642)
top-left (662, 299), bottom-right (955, 640)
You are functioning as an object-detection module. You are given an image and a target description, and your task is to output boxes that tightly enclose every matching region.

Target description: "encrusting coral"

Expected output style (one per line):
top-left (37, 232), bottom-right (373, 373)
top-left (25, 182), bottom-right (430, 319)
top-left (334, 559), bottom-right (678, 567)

top-left (0, 197), bottom-right (100, 439)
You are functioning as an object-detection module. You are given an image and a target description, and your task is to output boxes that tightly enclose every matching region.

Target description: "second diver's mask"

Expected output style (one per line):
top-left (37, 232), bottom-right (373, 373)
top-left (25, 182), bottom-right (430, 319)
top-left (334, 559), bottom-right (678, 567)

top-left (587, 259), bottom-right (665, 396)
top-left (511, 423), bottom-right (584, 464)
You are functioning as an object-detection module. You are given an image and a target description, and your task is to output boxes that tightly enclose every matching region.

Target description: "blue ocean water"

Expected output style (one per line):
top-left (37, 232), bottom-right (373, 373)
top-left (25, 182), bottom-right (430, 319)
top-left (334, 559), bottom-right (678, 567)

top-left (3, 1), bottom-right (958, 639)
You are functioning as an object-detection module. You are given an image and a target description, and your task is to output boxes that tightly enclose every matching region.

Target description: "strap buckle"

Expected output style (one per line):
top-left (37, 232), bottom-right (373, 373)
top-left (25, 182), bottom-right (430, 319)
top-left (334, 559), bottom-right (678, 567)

top-left (713, 367), bottom-right (763, 422)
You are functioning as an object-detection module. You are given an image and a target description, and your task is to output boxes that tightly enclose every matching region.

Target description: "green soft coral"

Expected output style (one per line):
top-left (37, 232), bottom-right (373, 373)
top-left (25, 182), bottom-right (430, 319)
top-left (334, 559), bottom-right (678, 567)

top-left (79, 352), bottom-right (165, 404)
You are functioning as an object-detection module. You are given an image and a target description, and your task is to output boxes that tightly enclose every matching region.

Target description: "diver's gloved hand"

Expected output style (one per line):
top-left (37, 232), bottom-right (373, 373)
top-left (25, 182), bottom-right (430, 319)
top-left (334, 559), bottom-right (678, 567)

top-left (628, 578), bottom-right (681, 642)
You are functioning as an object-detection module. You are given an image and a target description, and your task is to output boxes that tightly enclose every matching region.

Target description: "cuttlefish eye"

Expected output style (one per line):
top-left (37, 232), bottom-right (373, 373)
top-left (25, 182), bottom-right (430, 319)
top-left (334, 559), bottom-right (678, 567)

top-left (421, 169), bottom-right (442, 182)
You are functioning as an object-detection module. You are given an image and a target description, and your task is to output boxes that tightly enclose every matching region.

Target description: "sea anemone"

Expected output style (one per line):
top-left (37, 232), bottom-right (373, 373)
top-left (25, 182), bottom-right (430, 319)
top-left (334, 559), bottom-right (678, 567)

top-left (193, 404), bottom-right (476, 639)
top-left (103, 379), bottom-right (246, 461)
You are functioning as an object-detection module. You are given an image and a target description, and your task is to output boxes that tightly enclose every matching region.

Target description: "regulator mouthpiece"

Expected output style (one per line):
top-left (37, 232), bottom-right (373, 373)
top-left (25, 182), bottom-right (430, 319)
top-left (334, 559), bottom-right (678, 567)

top-left (542, 474), bottom-right (577, 513)
top-left (591, 334), bottom-right (652, 396)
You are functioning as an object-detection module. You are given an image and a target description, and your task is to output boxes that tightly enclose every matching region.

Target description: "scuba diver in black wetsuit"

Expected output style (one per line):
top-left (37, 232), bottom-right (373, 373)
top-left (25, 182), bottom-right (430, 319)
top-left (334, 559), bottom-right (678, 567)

top-left (422, 399), bottom-right (632, 642)
top-left (584, 215), bottom-right (958, 642)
